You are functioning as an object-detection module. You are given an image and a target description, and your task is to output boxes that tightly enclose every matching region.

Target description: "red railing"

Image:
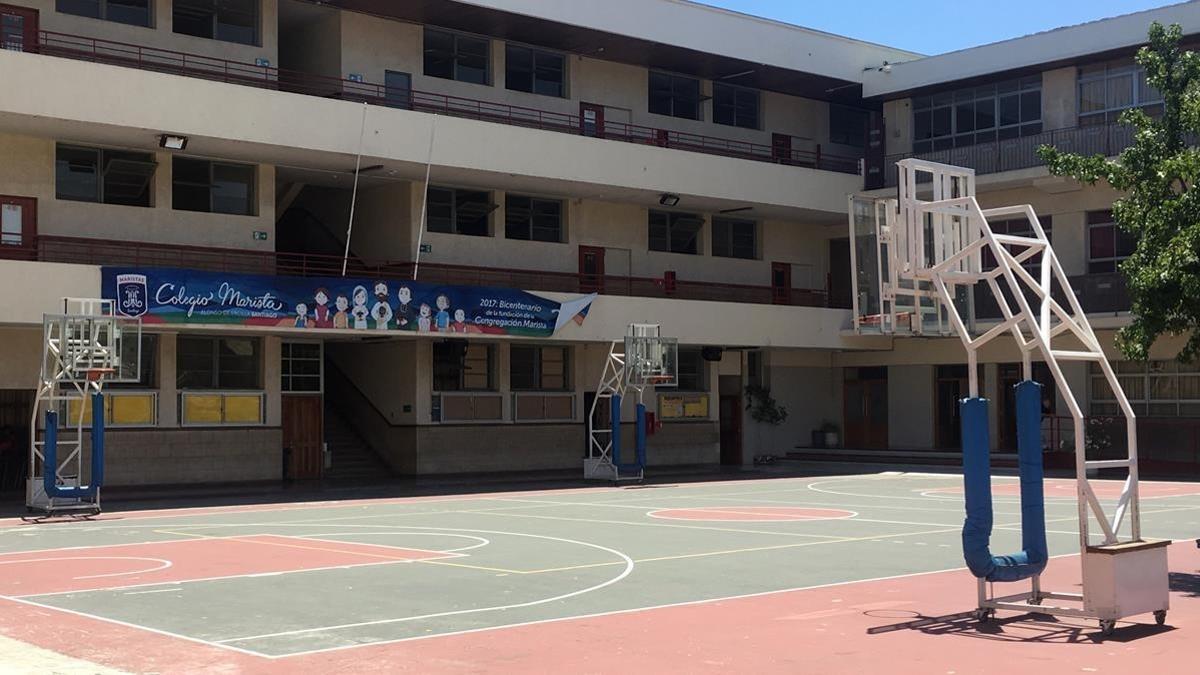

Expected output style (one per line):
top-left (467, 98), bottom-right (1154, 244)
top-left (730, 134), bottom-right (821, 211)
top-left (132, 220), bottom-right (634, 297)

top-left (1042, 414), bottom-right (1200, 473)
top-left (2, 235), bottom-right (829, 308)
top-left (33, 30), bottom-right (862, 175)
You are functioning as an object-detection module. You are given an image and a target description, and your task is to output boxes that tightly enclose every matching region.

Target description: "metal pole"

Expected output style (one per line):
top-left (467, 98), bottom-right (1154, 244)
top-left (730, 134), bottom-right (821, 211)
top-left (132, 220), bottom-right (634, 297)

top-left (340, 102), bottom-right (370, 277)
top-left (412, 117), bottom-right (439, 281)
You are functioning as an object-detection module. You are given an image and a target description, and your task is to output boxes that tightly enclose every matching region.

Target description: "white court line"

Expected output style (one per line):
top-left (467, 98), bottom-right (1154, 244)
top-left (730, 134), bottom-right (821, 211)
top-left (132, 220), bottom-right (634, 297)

top-left (288, 532), bottom-right (492, 554)
top-left (216, 526), bottom-right (635, 646)
top-left (0, 556), bottom-right (172, 581)
top-left (645, 507), bottom-right (858, 523)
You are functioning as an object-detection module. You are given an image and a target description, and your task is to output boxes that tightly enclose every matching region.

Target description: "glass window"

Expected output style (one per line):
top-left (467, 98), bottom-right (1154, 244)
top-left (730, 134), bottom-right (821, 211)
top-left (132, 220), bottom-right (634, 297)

top-left (173, 1), bottom-right (258, 45)
top-left (649, 210), bottom-right (703, 255)
top-left (510, 345), bottom-right (570, 391)
top-left (107, 334), bottom-right (158, 389)
top-left (713, 83), bottom-right (759, 129)
top-left (177, 336), bottom-right (261, 389)
top-left (1091, 361), bottom-right (1200, 417)
top-left (1078, 60), bottom-right (1164, 126)
top-left (649, 71), bottom-right (701, 120)
top-left (830, 105), bottom-right (869, 147)
top-left (172, 157), bottom-right (255, 215)
top-left (676, 347), bottom-right (706, 392)
top-left (56, 145), bottom-right (156, 207)
top-left (911, 77), bottom-right (1041, 153)
top-left (1087, 210), bottom-right (1136, 273)
top-left (981, 215), bottom-right (1052, 272)
top-left (281, 342), bottom-right (322, 393)
top-left (424, 27), bottom-right (490, 85)
top-left (711, 218), bottom-right (756, 259)
top-left (505, 195), bottom-right (563, 242)
top-left (433, 341), bottom-right (494, 391)
top-left (59, 0), bottom-right (152, 27)
top-left (505, 44), bottom-right (565, 97)
top-left (427, 187), bottom-right (492, 236)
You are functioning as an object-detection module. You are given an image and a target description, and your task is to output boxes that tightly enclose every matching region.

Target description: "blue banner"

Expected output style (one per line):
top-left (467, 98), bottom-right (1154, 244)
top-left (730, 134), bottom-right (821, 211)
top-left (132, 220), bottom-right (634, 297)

top-left (102, 267), bottom-right (596, 337)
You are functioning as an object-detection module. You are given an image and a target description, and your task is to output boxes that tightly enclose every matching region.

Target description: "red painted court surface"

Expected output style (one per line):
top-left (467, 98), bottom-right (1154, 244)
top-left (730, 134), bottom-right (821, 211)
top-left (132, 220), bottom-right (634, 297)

top-left (0, 473), bottom-right (1198, 673)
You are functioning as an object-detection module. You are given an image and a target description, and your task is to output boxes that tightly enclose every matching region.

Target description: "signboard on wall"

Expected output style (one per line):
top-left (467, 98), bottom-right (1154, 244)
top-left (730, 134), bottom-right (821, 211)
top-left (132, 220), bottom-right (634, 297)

top-left (102, 267), bottom-right (596, 338)
top-left (658, 393), bottom-right (709, 419)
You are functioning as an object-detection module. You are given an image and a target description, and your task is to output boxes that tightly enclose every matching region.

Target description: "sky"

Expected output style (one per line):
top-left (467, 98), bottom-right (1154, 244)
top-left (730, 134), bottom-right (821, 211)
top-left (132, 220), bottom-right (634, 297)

top-left (700, 0), bottom-right (1185, 55)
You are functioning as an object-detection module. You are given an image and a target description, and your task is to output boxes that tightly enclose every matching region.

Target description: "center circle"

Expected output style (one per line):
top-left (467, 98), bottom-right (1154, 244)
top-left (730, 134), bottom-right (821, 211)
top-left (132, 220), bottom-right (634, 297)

top-left (647, 506), bottom-right (856, 522)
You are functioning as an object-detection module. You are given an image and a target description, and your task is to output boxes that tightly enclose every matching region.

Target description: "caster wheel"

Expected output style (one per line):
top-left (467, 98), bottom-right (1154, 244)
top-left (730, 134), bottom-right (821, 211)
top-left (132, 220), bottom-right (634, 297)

top-left (1155, 610), bottom-right (1167, 626)
top-left (1100, 619), bottom-right (1116, 637)
top-left (1028, 597), bottom-right (1042, 606)
top-left (973, 609), bottom-right (994, 623)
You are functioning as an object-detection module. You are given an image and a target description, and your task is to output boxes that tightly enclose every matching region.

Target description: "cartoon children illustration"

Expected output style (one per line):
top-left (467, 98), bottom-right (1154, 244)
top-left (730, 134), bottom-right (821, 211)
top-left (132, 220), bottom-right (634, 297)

top-left (417, 303), bottom-right (433, 333)
top-left (450, 308), bottom-right (468, 333)
top-left (333, 294), bottom-right (350, 329)
top-left (395, 286), bottom-right (413, 329)
top-left (351, 285), bottom-right (370, 330)
top-left (312, 288), bottom-right (333, 328)
top-left (435, 295), bottom-right (451, 332)
top-left (293, 302), bottom-right (310, 329)
top-left (370, 281), bottom-right (393, 330)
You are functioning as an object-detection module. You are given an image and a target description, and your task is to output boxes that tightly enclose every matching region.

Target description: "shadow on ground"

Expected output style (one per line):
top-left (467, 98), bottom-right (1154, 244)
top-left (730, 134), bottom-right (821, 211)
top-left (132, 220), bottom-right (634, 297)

top-left (865, 609), bottom-right (1175, 644)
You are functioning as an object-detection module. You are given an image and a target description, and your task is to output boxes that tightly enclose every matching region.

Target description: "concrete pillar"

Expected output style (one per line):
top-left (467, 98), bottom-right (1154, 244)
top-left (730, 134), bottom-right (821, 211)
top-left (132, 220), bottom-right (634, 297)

top-left (264, 336), bottom-right (282, 427)
top-left (888, 365), bottom-right (935, 450)
top-left (157, 333), bottom-right (177, 428)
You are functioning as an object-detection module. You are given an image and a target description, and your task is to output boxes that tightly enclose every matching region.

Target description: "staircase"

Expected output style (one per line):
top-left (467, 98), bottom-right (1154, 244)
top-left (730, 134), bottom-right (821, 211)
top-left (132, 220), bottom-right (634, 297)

top-left (322, 406), bottom-right (393, 482)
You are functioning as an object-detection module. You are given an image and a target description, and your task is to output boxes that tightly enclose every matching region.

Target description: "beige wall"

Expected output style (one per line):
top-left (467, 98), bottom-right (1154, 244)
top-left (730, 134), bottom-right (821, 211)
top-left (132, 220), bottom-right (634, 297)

top-left (0, 260), bottom-right (99, 326)
top-left (15, 0), bottom-right (278, 64)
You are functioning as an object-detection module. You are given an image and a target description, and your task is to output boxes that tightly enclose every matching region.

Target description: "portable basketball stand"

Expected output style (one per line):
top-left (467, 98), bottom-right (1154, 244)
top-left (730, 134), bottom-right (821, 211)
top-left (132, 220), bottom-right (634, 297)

top-left (849, 158), bottom-right (1170, 636)
top-left (585, 324), bottom-right (678, 483)
top-left (27, 298), bottom-right (141, 519)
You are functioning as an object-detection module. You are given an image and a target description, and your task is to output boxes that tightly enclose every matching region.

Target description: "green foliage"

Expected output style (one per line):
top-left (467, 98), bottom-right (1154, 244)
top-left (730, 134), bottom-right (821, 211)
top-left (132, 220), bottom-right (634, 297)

top-left (744, 384), bottom-right (788, 426)
top-left (1037, 22), bottom-right (1200, 363)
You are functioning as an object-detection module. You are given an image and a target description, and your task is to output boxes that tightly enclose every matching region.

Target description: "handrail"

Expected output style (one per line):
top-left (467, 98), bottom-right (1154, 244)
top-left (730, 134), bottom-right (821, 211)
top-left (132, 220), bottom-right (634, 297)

top-left (32, 30), bottom-right (863, 174)
top-left (5, 234), bottom-right (830, 308)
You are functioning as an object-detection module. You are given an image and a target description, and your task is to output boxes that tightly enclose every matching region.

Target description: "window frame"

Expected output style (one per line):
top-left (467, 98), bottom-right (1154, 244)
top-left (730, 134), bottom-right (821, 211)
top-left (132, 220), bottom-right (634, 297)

top-left (675, 347), bottom-right (707, 392)
top-left (433, 342), bottom-right (496, 392)
top-left (1086, 210), bottom-right (1135, 274)
top-left (648, 71), bottom-right (702, 121)
top-left (648, 210), bottom-right (703, 255)
top-left (55, 144), bottom-right (157, 207)
top-left (106, 334), bottom-right (159, 390)
top-left (504, 43), bottom-right (566, 98)
top-left (712, 82), bottom-right (759, 129)
top-left (281, 341), bottom-right (323, 394)
top-left (710, 217), bottom-right (757, 260)
top-left (1077, 60), bottom-right (1164, 127)
top-left (1090, 360), bottom-right (1200, 418)
top-left (912, 76), bottom-right (1042, 153)
top-left (829, 104), bottom-right (869, 148)
top-left (424, 27), bottom-right (491, 85)
top-left (510, 344), bottom-right (571, 392)
top-left (504, 194), bottom-right (564, 242)
top-left (176, 336), bottom-right (263, 390)
top-left (172, 0), bottom-right (259, 46)
top-left (427, 186), bottom-right (493, 237)
top-left (172, 157), bottom-right (257, 216)
top-left (57, 0), bottom-right (153, 28)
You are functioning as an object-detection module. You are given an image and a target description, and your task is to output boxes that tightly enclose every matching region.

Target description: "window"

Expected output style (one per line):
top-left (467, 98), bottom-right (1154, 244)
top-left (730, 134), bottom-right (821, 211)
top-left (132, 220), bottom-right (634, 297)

top-left (505, 44), bottom-right (565, 97)
top-left (433, 341), bottom-right (495, 391)
top-left (177, 336), bottom-right (261, 389)
top-left (58, 0), bottom-right (152, 27)
top-left (510, 345), bottom-right (570, 391)
top-left (281, 342), bottom-right (322, 393)
top-left (107, 334), bottom-right (158, 389)
top-left (427, 187), bottom-right (493, 236)
top-left (713, 83), bottom-right (758, 129)
top-left (173, 0), bottom-right (257, 45)
top-left (1078, 61), bottom-right (1164, 126)
top-left (649, 71), bottom-right (701, 120)
top-left (676, 347), bottom-right (706, 391)
top-left (173, 157), bottom-right (256, 215)
top-left (830, 104), bottom-right (869, 148)
top-left (1091, 360), bottom-right (1200, 417)
top-left (424, 27), bottom-right (490, 85)
top-left (912, 76), bottom-right (1042, 153)
top-left (1087, 210), bottom-right (1135, 273)
top-left (982, 215), bottom-right (1052, 271)
top-left (56, 145), bottom-right (157, 207)
top-left (504, 195), bottom-right (563, 242)
top-left (649, 210), bottom-right (703, 255)
top-left (711, 218), bottom-right (756, 259)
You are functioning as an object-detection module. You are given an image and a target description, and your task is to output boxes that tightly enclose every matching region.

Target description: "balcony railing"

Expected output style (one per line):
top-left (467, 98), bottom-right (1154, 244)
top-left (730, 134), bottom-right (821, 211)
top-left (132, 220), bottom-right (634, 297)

top-left (31, 30), bottom-right (862, 175)
top-left (974, 271), bottom-right (1130, 319)
top-left (1, 235), bottom-right (829, 309)
top-left (881, 123), bottom-right (1137, 187)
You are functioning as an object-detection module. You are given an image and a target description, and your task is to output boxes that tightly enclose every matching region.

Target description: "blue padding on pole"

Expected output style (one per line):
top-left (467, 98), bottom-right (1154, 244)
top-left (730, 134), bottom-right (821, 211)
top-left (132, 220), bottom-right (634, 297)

top-left (635, 403), bottom-right (647, 468)
top-left (1010, 381), bottom-right (1048, 576)
top-left (611, 394), bottom-right (622, 467)
top-left (42, 394), bottom-right (105, 500)
top-left (960, 397), bottom-right (995, 579)
top-left (90, 392), bottom-right (105, 489)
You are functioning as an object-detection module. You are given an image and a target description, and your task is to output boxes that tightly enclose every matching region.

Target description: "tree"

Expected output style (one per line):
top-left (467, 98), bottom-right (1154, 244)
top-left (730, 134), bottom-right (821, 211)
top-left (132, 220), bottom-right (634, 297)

top-left (1037, 22), bottom-right (1200, 363)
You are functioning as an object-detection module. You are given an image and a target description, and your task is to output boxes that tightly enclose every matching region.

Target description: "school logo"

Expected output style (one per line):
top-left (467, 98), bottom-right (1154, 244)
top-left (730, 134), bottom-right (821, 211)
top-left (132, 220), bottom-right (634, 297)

top-left (115, 273), bottom-right (148, 318)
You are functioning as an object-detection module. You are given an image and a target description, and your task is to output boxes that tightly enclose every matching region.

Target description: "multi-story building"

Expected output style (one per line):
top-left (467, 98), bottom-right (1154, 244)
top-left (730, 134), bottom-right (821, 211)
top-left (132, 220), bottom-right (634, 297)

top-left (0, 0), bottom-right (1195, 491)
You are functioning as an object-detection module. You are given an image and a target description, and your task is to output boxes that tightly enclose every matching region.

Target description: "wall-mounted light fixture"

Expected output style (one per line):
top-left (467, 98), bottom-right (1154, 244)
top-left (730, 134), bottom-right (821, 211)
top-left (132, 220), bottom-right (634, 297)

top-left (659, 193), bottom-right (681, 207)
top-left (158, 134), bottom-right (188, 151)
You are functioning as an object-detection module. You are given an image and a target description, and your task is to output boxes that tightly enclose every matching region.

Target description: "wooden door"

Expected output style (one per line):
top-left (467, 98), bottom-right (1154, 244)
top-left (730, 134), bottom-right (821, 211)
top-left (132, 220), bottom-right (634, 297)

top-left (0, 4), bottom-right (38, 53)
top-left (844, 367), bottom-right (888, 450)
top-left (579, 245), bottom-right (605, 293)
top-left (771, 262), bottom-right (791, 305)
top-left (282, 395), bottom-right (323, 480)
top-left (580, 103), bottom-right (605, 138)
top-left (771, 133), bottom-right (793, 165)
top-left (0, 195), bottom-right (36, 257)
top-left (719, 394), bottom-right (742, 465)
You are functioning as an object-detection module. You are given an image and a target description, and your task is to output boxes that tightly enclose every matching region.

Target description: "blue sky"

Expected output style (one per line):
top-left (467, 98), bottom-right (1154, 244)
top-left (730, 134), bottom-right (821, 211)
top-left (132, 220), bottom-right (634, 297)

top-left (700, 0), bottom-right (1181, 55)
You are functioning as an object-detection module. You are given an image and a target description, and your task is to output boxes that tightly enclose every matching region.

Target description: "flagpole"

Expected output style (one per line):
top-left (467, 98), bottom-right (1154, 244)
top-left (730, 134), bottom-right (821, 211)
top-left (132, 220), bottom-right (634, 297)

top-left (412, 117), bottom-right (438, 281)
top-left (340, 102), bottom-right (369, 277)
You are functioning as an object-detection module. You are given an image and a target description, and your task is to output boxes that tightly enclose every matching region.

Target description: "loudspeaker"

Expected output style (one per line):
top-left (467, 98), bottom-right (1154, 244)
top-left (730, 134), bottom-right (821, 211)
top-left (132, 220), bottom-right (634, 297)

top-left (701, 346), bottom-right (724, 362)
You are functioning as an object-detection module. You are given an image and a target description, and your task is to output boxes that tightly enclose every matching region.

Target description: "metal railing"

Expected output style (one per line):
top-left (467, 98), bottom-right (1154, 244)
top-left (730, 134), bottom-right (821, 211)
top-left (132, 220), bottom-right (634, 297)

top-left (32, 30), bottom-right (862, 174)
top-left (881, 123), bottom-right (1137, 187)
top-left (974, 271), bottom-right (1130, 319)
top-left (1044, 414), bottom-right (1200, 473)
top-left (1, 235), bottom-right (830, 309)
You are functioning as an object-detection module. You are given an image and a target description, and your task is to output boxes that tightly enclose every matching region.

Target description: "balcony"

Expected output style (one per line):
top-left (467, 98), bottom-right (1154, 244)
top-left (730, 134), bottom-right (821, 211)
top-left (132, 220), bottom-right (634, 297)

top-left (0, 236), bottom-right (829, 309)
top-left (974, 271), bottom-right (1130, 319)
top-left (880, 122), bottom-right (1136, 188)
top-left (30, 31), bottom-right (861, 175)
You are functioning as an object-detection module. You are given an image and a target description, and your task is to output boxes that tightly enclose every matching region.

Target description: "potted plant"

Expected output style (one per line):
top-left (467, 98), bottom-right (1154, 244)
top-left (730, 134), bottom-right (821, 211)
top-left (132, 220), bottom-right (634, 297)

top-left (819, 421), bottom-right (840, 448)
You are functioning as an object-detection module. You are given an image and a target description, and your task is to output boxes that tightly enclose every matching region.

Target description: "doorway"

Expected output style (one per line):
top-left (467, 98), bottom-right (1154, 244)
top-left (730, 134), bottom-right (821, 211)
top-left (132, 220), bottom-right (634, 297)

top-left (0, 389), bottom-right (33, 494)
top-left (843, 367), bottom-right (888, 449)
top-left (0, 4), bottom-right (38, 53)
top-left (719, 394), bottom-right (742, 465)
top-left (0, 195), bottom-right (36, 257)
top-left (771, 133), bottom-right (793, 165)
top-left (934, 364), bottom-right (983, 450)
top-left (579, 245), bottom-right (605, 293)
top-left (828, 238), bottom-right (852, 309)
top-left (771, 262), bottom-right (791, 305)
top-left (580, 103), bottom-right (605, 138)
top-left (997, 363), bottom-right (1056, 451)
top-left (384, 70), bottom-right (412, 109)
top-left (282, 395), bottom-right (323, 480)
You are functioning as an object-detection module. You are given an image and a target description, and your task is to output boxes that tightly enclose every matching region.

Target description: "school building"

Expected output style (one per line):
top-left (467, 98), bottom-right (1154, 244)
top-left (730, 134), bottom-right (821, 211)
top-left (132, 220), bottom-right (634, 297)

top-left (0, 0), bottom-right (1197, 491)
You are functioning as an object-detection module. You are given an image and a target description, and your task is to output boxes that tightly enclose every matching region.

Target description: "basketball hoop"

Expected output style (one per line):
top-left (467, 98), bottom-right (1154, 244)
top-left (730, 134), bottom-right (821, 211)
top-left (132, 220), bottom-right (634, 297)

top-left (82, 367), bottom-right (116, 383)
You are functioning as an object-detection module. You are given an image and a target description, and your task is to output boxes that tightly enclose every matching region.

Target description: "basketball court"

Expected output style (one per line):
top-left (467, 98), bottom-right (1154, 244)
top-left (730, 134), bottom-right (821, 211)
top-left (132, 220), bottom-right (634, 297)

top-left (0, 472), bottom-right (1198, 673)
